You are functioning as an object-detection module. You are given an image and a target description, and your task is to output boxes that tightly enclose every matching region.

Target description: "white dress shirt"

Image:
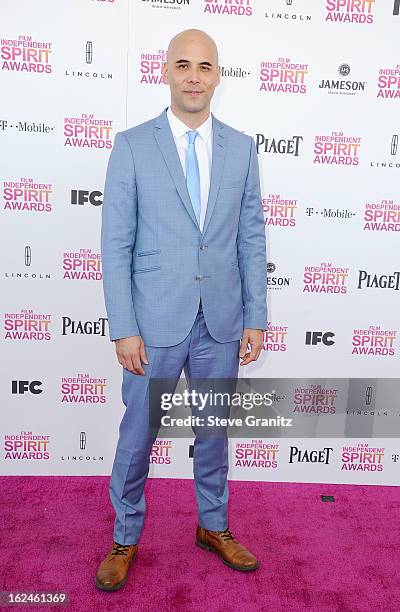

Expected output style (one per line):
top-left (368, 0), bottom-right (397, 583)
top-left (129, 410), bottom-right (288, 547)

top-left (166, 105), bottom-right (212, 232)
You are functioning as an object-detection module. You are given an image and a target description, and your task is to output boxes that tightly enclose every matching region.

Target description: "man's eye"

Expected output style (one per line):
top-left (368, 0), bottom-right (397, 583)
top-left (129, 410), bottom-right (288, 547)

top-left (201, 66), bottom-right (210, 70)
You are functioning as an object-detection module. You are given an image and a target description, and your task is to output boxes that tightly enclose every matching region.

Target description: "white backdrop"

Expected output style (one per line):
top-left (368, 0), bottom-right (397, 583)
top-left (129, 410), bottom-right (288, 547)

top-left (1, 0), bottom-right (399, 485)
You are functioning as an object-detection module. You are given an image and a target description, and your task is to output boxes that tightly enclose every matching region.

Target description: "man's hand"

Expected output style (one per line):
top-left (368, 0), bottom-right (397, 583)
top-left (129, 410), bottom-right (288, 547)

top-left (239, 329), bottom-right (264, 366)
top-left (115, 336), bottom-right (149, 375)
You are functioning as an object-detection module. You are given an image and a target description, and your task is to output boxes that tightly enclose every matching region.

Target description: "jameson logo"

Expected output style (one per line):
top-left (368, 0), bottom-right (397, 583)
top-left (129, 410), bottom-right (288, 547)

top-left (141, 0), bottom-right (189, 8)
top-left (319, 64), bottom-right (366, 95)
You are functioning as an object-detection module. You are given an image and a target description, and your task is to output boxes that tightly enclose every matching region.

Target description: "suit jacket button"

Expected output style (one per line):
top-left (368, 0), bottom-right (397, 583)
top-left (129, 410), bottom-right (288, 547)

top-left (200, 244), bottom-right (206, 250)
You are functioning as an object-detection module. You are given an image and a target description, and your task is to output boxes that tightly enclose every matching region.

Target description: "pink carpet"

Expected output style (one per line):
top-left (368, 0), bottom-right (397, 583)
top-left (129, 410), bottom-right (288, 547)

top-left (1, 477), bottom-right (400, 612)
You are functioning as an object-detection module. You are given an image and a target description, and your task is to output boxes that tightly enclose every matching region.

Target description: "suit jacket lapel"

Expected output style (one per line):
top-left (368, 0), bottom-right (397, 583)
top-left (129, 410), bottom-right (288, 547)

top-left (154, 108), bottom-right (200, 230)
top-left (153, 107), bottom-right (226, 236)
top-left (202, 114), bottom-right (226, 237)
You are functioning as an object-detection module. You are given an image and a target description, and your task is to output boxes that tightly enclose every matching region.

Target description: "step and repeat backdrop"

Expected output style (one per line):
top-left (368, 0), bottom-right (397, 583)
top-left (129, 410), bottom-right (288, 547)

top-left (1, 0), bottom-right (399, 485)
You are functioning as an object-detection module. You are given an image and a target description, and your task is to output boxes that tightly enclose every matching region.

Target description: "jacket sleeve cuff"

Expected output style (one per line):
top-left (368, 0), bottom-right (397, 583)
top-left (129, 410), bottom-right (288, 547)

top-left (108, 320), bottom-right (141, 342)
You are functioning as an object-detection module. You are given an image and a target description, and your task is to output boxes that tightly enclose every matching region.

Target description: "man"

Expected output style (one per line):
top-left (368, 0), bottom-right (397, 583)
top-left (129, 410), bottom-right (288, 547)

top-left (96, 29), bottom-right (267, 591)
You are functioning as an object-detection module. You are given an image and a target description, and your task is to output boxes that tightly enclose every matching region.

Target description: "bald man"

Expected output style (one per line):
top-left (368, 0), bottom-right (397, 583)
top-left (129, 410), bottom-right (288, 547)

top-left (96, 29), bottom-right (267, 590)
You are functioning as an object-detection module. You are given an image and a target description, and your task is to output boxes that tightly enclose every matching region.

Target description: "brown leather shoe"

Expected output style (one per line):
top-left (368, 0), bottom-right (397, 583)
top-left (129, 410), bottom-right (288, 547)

top-left (95, 541), bottom-right (138, 591)
top-left (196, 526), bottom-right (259, 571)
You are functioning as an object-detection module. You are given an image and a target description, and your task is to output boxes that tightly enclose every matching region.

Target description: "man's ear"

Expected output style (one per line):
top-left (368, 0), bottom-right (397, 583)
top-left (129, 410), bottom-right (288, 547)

top-left (162, 62), bottom-right (169, 83)
top-left (216, 65), bottom-right (221, 86)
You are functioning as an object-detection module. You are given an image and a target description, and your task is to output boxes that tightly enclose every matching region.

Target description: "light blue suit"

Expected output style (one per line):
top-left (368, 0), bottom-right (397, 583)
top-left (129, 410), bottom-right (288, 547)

top-left (101, 107), bottom-right (268, 346)
top-left (101, 107), bottom-right (267, 544)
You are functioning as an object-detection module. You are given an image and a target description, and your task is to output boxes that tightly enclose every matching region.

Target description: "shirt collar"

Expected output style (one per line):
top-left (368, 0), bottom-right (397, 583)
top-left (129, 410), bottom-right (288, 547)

top-left (167, 106), bottom-right (212, 142)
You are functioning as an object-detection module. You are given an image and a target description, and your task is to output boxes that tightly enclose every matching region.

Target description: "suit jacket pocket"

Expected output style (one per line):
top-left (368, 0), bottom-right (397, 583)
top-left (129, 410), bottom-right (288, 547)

top-left (137, 248), bottom-right (161, 257)
top-left (133, 249), bottom-right (161, 273)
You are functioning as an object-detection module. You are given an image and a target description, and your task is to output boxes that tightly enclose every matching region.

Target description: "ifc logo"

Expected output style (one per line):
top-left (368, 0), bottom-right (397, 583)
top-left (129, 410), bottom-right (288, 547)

top-left (338, 64), bottom-right (350, 77)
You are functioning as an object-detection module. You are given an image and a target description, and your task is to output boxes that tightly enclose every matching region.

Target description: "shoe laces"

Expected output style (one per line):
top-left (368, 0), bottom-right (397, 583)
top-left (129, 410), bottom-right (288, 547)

top-left (218, 528), bottom-right (238, 543)
top-left (111, 542), bottom-right (131, 557)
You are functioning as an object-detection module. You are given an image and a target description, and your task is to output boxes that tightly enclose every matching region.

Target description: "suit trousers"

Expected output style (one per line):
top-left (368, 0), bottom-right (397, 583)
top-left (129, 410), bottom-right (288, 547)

top-left (109, 302), bottom-right (241, 545)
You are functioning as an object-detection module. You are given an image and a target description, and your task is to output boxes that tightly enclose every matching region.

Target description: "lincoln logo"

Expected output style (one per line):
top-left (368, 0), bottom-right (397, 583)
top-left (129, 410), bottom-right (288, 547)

top-left (80, 431), bottom-right (87, 451)
top-left (391, 135), bottom-right (398, 156)
top-left (86, 41), bottom-right (93, 64)
top-left (24, 246), bottom-right (31, 266)
top-left (365, 386), bottom-right (373, 405)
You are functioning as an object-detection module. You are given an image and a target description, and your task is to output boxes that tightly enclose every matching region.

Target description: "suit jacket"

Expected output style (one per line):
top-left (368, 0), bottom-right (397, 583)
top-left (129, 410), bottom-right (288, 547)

top-left (101, 107), bottom-right (268, 346)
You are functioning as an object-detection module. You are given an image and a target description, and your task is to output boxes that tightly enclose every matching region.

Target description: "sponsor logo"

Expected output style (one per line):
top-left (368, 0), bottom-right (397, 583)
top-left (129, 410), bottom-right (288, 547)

top-left (264, 323), bottom-right (288, 351)
top-left (234, 440), bottom-right (279, 468)
top-left (341, 443), bottom-right (384, 472)
top-left (0, 34), bottom-right (53, 73)
top-left (352, 326), bottom-right (397, 356)
top-left (289, 446), bottom-right (333, 464)
top-left (305, 331), bottom-right (335, 346)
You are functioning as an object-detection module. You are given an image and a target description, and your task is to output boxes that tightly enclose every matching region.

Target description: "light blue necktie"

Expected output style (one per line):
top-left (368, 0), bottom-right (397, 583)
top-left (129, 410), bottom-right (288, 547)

top-left (185, 130), bottom-right (201, 227)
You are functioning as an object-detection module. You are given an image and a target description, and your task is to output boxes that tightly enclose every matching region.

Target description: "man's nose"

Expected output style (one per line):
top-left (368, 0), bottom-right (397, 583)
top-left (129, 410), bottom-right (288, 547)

top-left (186, 69), bottom-right (201, 83)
